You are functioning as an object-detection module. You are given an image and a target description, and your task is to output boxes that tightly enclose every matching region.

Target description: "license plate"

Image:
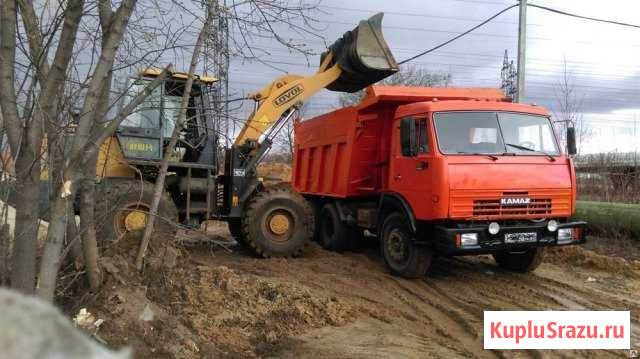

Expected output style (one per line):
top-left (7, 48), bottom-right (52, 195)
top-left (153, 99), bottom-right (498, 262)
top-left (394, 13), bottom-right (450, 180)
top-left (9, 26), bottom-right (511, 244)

top-left (504, 232), bottom-right (537, 244)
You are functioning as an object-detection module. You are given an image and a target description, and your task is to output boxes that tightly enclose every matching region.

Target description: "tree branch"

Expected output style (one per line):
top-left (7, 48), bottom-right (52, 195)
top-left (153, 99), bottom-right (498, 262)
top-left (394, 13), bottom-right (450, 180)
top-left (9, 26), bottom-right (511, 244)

top-left (0, 0), bottom-right (22, 155)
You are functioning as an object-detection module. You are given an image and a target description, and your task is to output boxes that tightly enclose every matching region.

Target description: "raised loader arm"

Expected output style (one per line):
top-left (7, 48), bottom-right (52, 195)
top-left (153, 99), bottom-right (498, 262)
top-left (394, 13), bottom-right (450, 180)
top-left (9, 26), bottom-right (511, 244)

top-left (233, 53), bottom-right (341, 146)
top-left (233, 12), bottom-right (398, 149)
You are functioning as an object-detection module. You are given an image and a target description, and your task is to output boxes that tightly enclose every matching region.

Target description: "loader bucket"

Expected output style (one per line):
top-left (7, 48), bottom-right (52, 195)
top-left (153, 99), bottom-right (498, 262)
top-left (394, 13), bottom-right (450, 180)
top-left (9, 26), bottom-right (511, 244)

top-left (322, 13), bottom-right (398, 93)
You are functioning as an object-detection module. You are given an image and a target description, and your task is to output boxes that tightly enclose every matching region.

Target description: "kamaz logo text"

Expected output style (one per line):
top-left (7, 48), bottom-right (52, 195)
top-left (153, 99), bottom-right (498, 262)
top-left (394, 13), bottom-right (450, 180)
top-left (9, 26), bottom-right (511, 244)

top-left (500, 197), bottom-right (531, 206)
top-left (273, 85), bottom-right (304, 107)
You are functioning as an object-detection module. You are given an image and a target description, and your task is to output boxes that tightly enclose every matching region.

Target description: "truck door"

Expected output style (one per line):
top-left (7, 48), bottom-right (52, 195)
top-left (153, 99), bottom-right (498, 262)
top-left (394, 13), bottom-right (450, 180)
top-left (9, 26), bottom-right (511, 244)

top-left (389, 116), bottom-right (433, 220)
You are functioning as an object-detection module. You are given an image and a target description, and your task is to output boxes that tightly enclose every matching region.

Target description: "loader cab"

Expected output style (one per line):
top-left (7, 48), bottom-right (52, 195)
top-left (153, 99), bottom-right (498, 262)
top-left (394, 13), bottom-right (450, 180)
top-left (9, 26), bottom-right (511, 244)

top-left (117, 69), bottom-right (218, 166)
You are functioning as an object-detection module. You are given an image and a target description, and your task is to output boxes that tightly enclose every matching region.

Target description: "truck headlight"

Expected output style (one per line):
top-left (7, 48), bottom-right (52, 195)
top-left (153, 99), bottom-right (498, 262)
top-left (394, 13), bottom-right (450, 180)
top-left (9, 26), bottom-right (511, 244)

top-left (547, 220), bottom-right (558, 232)
top-left (488, 222), bottom-right (500, 235)
top-left (460, 233), bottom-right (478, 247)
top-left (557, 228), bottom-right (572, 244)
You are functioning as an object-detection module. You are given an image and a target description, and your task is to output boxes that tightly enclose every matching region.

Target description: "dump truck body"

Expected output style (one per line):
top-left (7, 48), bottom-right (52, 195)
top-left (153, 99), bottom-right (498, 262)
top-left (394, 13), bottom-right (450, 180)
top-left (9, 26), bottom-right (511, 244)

top-left (294, 86), bottom-right (586, 276)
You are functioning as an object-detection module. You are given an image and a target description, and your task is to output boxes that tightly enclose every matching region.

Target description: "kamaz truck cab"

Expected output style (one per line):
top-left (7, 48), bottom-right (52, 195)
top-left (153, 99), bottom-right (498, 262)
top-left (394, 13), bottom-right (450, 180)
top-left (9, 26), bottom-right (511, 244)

top-left (294, 86), bottom-right (586, 278)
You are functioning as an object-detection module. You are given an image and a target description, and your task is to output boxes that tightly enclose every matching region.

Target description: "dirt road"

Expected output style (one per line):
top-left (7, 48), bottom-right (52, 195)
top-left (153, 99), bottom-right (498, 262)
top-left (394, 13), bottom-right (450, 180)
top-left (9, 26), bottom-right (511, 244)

top-left (193, 244), bottom-right (639, 358)
top-left (90, 226), bottom-right (640, 358)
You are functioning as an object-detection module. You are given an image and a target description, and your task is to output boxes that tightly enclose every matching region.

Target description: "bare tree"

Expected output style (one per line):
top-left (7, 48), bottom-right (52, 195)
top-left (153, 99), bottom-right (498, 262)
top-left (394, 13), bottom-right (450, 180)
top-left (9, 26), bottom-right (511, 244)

top-left (0, 0), bottom-right (323, 300)
top-left (338, 65), bottom-right (452, 107)
top-left (136, 1), bottom-right (215, 269)
top-left (267, 118), bottom-right (295, 163)
top-left (553, 59), bottom-right (591, 154)
top-left (0, 0), bottom-right (174, 299)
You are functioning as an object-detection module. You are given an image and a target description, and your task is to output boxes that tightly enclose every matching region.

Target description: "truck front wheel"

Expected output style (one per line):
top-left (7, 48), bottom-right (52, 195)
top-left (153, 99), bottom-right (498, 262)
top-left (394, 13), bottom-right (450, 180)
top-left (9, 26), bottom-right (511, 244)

top-left (381, 212), bottom-right (432, 278)
top-left (493, 248), bottom-right (544, 272)
top-left (242, 183), bottom-right (314, 258)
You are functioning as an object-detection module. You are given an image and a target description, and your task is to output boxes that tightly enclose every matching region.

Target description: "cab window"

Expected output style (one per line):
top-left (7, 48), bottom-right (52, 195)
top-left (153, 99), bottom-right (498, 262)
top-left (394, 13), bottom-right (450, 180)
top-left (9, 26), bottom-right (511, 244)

top-left (417, 119), bottom-right (429, 153)
top-left (400, 117), bottom-right (429, 157)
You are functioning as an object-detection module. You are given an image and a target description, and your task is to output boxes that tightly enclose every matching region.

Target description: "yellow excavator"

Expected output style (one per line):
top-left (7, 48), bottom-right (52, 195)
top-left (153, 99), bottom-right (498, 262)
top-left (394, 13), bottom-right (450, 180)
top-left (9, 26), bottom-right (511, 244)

top-left (46, 13), bottom-right (398, 257)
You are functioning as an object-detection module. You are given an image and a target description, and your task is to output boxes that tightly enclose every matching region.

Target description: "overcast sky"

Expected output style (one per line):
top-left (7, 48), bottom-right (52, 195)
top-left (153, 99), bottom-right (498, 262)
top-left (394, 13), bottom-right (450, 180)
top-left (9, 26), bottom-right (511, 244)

top-left (226, 0), bottom-right (640, 153)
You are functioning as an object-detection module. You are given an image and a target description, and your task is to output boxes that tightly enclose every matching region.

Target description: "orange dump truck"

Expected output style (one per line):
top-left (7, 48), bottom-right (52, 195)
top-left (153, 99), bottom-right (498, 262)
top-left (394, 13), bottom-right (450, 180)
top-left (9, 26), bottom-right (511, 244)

top-left (293, 85), bottom-right (586, 278)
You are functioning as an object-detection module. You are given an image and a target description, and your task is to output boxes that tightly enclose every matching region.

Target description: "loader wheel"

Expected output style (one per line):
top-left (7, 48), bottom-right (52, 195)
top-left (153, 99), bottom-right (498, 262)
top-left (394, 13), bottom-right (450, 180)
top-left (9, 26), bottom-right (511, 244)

top-left (493, 247), bottom-right (544, 272)
top-left (319, 203), bottom-right (357, 252)
top-left (95, 179), bottom-right (178, 241)
top-left (242, 183), bottom-right (314, 258)
top-left (381, 212), bottom-right (432, 279)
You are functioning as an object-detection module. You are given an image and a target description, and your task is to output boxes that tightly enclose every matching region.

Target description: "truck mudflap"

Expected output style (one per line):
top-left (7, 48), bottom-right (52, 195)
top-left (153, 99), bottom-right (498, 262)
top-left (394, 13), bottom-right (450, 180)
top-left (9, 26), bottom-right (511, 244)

top-left (433, 221), bottom-right (587, 255)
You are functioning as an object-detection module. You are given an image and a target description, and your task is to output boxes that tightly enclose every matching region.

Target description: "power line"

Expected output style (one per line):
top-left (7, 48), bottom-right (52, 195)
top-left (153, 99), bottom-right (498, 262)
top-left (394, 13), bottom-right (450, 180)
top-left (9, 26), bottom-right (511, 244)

top-left (231, 51), bottom-right (640, 80)
top-left (397, 4), bottom-right (519, 64)
top-left (231, 48), bottom-right (640, 81)
top-left (528, 3), bottom-right (640, 29)
top-left (393, 2), bottom-right (640, 65)
top-left (319, 5), bottom-right (542, 27)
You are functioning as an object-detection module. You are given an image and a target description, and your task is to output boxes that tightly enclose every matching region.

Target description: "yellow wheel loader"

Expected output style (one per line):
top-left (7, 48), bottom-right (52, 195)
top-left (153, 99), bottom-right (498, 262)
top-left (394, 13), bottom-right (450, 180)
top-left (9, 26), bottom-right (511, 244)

top-left (36, 13), bottom-right (398, 257)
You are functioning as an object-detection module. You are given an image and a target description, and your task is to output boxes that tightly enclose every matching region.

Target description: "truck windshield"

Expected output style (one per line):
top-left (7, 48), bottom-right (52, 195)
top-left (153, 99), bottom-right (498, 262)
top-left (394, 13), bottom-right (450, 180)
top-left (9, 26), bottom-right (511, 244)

top-left (434, 111), bottom-right (559, 156)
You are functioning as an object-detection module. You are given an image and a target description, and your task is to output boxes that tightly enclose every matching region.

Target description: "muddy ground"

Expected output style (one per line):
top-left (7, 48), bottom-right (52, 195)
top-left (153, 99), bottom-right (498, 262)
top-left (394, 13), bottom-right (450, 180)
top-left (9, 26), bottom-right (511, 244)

top-left (69, 222), bottom-right (640, 359)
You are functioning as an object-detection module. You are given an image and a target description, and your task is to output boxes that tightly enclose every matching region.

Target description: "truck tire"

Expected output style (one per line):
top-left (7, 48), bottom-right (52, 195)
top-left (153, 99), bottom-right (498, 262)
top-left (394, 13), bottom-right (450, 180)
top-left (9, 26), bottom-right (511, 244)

top-left (242, 183), bottom-right (314, 258)
top-left (318, 203), bottom-right (357, 252)
top-left (493, 247), bottom-right (544, 272)
top-left (381, 212), bottom-right (432, 278)
top-left (95, 179), bottom-right (178, 241)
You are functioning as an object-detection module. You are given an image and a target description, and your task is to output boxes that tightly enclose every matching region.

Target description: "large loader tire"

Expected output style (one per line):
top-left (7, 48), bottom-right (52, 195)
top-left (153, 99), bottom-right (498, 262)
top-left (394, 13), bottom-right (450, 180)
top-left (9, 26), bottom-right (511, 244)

top-left (381, 212), bottom-right (432, 279)
top-left (95, 179), bottom-right (178, 242)
top-left (242, 183), bottom-right (314, 258)
top-left (493, 248), bottom-right (544, 273)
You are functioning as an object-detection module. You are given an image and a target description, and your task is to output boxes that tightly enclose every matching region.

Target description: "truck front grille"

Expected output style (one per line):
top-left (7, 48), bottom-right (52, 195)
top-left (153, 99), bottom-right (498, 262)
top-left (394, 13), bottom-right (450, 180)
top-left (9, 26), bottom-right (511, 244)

top-left (449, 189), bottom-right (572, 220)
top-left (473, 198), bottom-right (552, 216)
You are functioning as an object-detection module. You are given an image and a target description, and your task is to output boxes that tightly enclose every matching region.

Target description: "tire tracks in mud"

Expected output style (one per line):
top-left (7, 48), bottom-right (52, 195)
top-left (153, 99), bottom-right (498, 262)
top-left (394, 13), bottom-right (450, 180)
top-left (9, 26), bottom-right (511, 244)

top-left (197, 245), bottom-right (638, 358)
top-left (384, 256), bottom-right (637, 359)
top-left (388, 276), bottom-right (499, 359)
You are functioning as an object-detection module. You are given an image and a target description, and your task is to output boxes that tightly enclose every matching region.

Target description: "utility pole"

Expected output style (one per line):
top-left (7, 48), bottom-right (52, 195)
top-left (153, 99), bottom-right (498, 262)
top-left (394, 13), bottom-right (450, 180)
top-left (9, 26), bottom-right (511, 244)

top-left (516, 0), bottom-right (527, 103)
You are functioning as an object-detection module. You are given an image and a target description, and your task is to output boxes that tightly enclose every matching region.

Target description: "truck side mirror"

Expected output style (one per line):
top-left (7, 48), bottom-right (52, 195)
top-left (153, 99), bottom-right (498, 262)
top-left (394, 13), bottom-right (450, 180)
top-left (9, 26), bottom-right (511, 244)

top-left (400, 117), bottom-right (417, 157)
top-left (566, 126), bottom-right (577, 155)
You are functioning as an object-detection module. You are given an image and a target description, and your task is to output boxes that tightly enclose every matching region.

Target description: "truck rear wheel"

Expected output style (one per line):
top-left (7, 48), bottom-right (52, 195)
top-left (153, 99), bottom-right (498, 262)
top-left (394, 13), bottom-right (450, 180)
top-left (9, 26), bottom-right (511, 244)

top-left (381, 212), bottom-right (432, 278)
top-left (95, 179), bottom-right (178, 241)
top-left (319, 203), bottom-right (357, 252)
top-left (242, 183), bottom-right (314, 258)
top-left (493, 248), bottom-right (544, 272)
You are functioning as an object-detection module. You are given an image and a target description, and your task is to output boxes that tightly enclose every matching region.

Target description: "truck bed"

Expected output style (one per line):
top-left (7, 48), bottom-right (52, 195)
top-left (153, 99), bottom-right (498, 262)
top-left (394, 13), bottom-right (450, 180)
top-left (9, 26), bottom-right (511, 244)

top-left (293, 105), bottom-right (389, 197)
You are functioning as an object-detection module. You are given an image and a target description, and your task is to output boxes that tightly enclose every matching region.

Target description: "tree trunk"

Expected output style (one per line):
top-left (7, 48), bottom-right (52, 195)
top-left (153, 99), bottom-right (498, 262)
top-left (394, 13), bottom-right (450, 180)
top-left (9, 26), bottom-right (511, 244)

top-left (80, 174), bottom-right (101, 291)
top-left (135, 7), bottom-right (213, 269)
top-left (66, 199), bottom-right (83, 270)
top-left (11, 138), bottom-right (42, 294)
top-left (0, 222), bottom-right (10, 285)
top-left (36, 184), bottom-right (71, 300)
